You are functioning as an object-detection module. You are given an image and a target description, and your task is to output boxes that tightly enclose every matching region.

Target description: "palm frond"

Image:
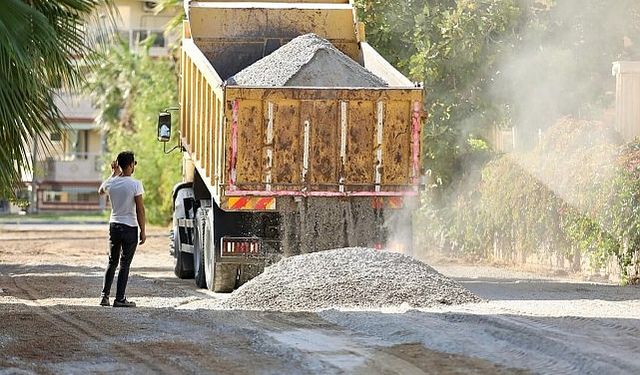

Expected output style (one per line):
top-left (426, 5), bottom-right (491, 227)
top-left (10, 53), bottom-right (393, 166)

top-left (156, 0), bottom-right (185, 34)
top-left (0, 0), bottom-right (115, 199)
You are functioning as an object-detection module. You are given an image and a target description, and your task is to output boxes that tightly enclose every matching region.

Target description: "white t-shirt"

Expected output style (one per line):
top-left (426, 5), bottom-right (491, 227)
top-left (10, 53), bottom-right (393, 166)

top-left (100, 176), bottom-right (144, 227)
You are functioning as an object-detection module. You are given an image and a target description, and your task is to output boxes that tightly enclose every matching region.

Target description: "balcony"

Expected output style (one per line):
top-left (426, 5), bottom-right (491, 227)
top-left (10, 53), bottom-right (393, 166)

top-left (42, 153), bottom-right (102, 183)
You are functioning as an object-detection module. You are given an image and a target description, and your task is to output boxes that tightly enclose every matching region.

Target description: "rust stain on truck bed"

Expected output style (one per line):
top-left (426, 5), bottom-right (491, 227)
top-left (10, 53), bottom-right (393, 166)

top-left (236, 99), bottom-right (264, 187)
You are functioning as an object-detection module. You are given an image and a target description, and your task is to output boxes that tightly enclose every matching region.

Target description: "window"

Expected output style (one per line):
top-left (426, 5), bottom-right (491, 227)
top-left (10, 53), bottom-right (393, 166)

top-left (43, 191), bottom-right (67, 203)
top-left (133, 30), bottom-right (166, 48)
top-left (65, 129), bottom-right (89, 159)
top-left (70, 190), bottom-right (97, 203)
top-left (42, 187), bottom-right (98, 204)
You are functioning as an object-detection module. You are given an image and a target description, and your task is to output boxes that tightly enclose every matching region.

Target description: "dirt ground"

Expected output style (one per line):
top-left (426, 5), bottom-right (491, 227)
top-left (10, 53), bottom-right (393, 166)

top-left (1, 226), bottom-right (639, 374)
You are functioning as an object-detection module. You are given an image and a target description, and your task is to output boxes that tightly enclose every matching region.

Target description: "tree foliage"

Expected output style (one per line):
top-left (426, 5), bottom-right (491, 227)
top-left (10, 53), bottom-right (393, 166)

top-left (86, 39), bottom-right (181, 224)
top-left (355, 0), bottom-right (640, 186)
top-left (356, 0), bottom-right (520, 185)
top-left (356, 1), bottom-right (640, 280)
top-left (0, 0), bottom-right (114, 199)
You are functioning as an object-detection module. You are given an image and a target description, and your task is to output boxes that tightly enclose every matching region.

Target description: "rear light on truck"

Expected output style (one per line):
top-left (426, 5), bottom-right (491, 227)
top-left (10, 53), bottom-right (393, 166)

top-left (221, 237), bottom-right (262, 257)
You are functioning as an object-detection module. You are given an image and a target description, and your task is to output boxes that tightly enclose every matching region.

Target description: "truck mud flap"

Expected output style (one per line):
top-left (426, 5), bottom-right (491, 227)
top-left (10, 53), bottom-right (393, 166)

top-left (279, 197), bottom-right (384, 256)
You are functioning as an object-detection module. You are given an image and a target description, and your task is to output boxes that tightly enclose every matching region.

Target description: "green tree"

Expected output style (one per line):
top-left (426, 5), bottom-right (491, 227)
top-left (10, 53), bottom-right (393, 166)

top-left (414, 0), bottom-right (520, 185)
top-left (86, 39), bottom-right (181, 224)
top-left (356, 0), bottom-right (640, 187)
top-left (0, 0), bottom-right (113, 199)
top-left (355, 0), bottom-right (521, 186)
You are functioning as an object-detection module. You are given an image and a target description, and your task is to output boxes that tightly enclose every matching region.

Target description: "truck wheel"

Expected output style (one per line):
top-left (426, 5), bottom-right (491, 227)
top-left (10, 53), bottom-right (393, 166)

top-left (202, 208), bottom-right (237, 292)
top-left (213, 264), bottom-right (237, 293)
top-left (193, 208), bottom-right (207, 288)
top-left (202, 207), bottom-right (215, 290)
top-left (173, 225), bottom-right (194, 279)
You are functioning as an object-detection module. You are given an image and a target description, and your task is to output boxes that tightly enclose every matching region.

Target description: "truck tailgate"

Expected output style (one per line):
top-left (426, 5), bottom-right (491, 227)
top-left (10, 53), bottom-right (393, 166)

top-left (224, 87), bottom-right (423, 196)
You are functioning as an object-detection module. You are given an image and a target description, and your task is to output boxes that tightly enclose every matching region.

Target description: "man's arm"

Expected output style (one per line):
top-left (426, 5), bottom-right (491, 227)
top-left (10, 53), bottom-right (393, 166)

top-left (99, 161), bottom-right (122, 195)
top-left (135, 194), bottom-right (146, 244)
top-left (98, 181), bottom-right (110, 195)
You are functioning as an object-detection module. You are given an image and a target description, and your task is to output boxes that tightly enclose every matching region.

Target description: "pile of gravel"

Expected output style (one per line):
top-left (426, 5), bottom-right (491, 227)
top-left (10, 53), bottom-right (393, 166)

top-left (227, 34), bottom-right (388, 87)
top-left (221, 247), bottom-right (482, 311)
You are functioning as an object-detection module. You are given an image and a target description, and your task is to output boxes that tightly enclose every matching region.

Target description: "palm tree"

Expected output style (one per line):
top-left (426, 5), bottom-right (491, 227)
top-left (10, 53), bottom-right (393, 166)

top-left (0, 0), bottom-right (114, 200)
top-left (156, 0), bottom-right (184, 33)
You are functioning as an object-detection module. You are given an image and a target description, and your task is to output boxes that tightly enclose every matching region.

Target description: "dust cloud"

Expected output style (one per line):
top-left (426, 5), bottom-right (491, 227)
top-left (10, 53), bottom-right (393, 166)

top-left (489, 0), bottom-right (639, 222)
top-left (492, 0), bottom-right (639, 146)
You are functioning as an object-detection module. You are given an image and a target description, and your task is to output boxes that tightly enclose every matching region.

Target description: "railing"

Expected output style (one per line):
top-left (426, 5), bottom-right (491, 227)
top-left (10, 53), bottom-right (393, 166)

top-left (41, 153), bottom-right (102, 182)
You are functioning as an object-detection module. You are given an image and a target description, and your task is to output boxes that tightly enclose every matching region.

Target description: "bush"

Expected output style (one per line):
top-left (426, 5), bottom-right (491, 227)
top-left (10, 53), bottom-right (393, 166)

top-left (419, 117), bottom-right (640, 282)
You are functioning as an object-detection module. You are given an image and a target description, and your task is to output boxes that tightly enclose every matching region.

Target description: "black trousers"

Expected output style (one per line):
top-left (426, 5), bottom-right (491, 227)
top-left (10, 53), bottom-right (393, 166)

top-left (101, 223), bottom-right (138, 301)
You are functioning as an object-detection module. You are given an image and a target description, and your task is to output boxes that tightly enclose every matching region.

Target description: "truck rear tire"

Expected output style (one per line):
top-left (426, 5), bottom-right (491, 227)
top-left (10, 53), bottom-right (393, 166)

top-left (193, 208), bottom-right (207, 288)
top-left (202, 208), bottom-right (237, 292)
top-left (202, 207), bottom-right (215, 291)
top-left (213, 264), bottom-right (237, 292)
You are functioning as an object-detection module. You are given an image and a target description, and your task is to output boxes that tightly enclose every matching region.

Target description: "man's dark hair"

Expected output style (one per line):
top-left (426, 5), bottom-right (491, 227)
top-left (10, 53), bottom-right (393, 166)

top-left (117, 151), bottom-right (135, 169)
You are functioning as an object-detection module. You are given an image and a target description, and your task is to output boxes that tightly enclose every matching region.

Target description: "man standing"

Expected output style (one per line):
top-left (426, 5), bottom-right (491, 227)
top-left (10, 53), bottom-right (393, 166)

top-left (98, 151), bottom-right (146, 307)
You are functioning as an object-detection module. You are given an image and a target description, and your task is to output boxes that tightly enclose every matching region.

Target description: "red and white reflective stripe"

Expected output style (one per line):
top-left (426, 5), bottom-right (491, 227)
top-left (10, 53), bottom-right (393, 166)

top-left (371, 197), bottom-right (404, 209)
top-left (227, 197), bottom-right (276, 210)
top-left (387, 196), bottom-right (403, 209)
top-left (230, 197), bottom-right (249, 210)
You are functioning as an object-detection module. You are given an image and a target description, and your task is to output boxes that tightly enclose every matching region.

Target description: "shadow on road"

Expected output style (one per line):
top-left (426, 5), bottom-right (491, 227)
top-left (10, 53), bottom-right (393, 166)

top-left (0, 263), bottom-right (197, 299)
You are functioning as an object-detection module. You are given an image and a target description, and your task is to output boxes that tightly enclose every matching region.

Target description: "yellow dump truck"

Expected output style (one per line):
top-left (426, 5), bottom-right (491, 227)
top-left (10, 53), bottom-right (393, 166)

top-left (160, 0), bottom-right (424, 291)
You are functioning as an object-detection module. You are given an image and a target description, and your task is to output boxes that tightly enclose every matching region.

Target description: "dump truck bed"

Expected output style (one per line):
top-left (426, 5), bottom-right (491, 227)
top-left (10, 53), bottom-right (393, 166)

top-left (169, 1), bottom-right (423, 291)
top-left (179, 1), bottom-right (423, 209)
top-left (180, 42), bottom-right (422, 206)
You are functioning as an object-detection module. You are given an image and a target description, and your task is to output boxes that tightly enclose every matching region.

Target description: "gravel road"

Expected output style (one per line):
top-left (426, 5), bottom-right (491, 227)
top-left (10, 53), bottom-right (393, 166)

top-left (1, 227), bottom-right (639, 374)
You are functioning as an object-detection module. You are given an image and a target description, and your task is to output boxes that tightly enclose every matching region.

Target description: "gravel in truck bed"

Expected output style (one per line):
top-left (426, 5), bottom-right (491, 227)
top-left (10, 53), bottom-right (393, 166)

top-left (227, 33), bottom-right (388, 87)
top-left (221, 247), bottom-right (482, 311)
